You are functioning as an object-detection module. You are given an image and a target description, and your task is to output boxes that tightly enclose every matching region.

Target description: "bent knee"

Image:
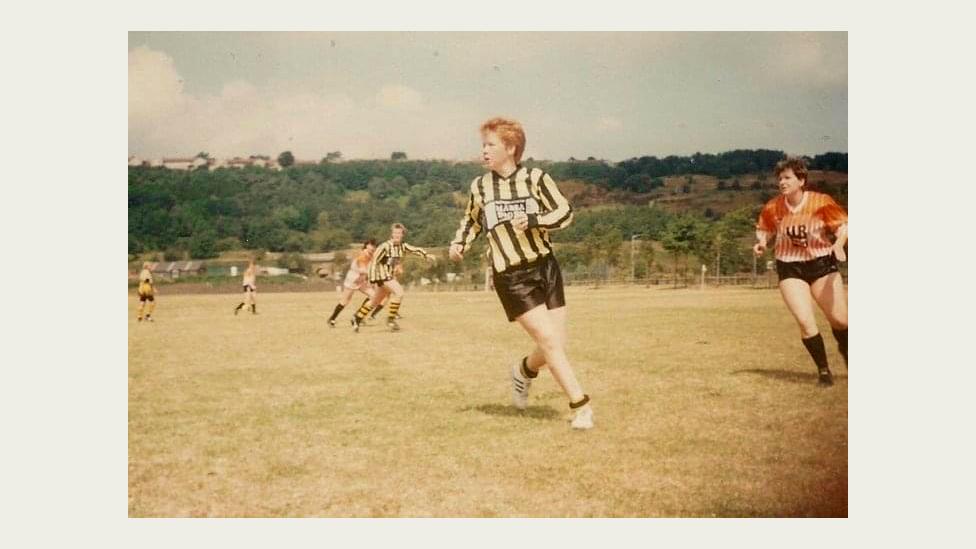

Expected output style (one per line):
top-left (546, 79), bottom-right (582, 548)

top-left (798, 322), bottom-right (820, 339)
top-left (533, 330), bottom-right (563, 352)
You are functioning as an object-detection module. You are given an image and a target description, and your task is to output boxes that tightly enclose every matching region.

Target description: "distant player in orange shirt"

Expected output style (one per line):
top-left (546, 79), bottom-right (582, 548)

top-left (754, 157), bottom-right (848, 386)
top-left (327, 239), bottom-right (377, 327)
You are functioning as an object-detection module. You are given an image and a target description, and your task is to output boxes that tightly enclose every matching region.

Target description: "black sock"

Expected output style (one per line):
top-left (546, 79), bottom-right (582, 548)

top-left (328, 303), bottom-right (344, 321)
top-left (371, 304), bottom-right (385, 319)
top-left (520, 356), bottom-right (539, 379)
top-left (251, 304), bottom-right (256, 313)
top-left (235, 303), bottom-right (244, 311)
top-left (802, 334), bottom-right (830, 373)
top-left (832, 328), bottom-right (848, 364)
top-left (570, 394), bottom-right (590, 409)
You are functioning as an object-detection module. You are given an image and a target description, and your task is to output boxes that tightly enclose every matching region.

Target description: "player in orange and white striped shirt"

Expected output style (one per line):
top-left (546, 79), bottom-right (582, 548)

top-left (754, 157), bottom-right (848, 386)
top-left (327, 239), bottom-right (377, 327)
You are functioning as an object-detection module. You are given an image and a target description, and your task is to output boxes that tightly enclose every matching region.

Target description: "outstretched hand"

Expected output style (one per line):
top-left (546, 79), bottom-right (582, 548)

top-left (752, 242), bottom-right (766, 257)
top-left (449, 243), bottom-right (464, 261)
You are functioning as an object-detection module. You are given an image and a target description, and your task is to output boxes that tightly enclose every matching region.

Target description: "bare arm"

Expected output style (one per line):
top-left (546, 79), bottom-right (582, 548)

top-left (450, 181), bottom-right (483, 260)
top-left (832, 223), bottom-right (848, 262)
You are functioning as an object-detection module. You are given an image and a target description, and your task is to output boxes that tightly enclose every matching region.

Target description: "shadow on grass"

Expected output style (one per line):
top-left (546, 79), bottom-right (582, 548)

top-left (732, 368), bottom-right (819, 385)
top-left (459, 403), bottom-right (561, 421)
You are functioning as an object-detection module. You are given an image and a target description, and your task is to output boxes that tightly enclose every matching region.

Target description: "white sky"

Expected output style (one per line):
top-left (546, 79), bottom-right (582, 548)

top-left (129, 32), bottom-right (847, 162)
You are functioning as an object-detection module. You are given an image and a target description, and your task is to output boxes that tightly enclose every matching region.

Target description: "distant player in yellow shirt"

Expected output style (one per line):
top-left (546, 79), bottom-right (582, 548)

top-left (234, 260), bottom-right (259, 315)
top-left (136, 262), bottom-right (156, 322)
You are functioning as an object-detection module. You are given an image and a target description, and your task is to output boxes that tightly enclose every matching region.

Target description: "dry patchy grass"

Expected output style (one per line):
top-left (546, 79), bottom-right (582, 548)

top-left (129, 286), bottom-right (847, 517)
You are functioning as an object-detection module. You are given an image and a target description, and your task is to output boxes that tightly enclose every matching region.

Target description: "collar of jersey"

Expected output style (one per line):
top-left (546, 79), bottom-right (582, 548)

top-left (491, 164), bottom-right (524, 182)
top-left (785, 191), bottom-right (808, 213)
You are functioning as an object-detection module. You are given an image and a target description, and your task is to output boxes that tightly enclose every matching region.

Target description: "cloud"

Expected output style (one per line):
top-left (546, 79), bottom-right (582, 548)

top-left (129, 47), bottom-right (368, 158)
top-left (129, 46), bottom-right (459, 159)
top-left (596, 116), bottom-right (623, 132)
top-left (376, 84), bottom-right (423, 111)
top-left (128, 46), bottom-right (186, 124)
top-left (764, 33), bottom-right (847, 88)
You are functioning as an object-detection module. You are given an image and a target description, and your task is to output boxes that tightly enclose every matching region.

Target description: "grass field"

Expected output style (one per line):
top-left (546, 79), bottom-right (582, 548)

top-left (128, 286), bottom-right (847, 517)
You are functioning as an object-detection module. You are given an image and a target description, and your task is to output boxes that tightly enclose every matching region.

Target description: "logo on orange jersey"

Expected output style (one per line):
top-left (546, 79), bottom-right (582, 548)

top-left (785, 225), bottom-right (809, 248)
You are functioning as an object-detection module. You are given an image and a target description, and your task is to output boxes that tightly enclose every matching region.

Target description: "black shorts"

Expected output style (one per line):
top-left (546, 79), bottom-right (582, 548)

top-left (243, 284), bottom-right (255, 293)
top-left (138, 294), bottom-right (154, 302)
top-left (776, 254), bottom-right (840, 285)
top-left (493, 254), bottom-right (566, 322)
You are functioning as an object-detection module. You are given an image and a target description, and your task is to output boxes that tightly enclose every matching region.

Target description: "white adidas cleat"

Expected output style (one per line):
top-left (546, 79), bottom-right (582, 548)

top-left (511, 363), bottom-right (531, 410)
top-left (571, 405), bottom-right (594, 430)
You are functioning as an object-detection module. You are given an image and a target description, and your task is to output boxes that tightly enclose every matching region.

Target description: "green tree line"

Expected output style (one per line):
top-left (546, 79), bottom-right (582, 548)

top-left (129, 152), bottom-right (847, 273)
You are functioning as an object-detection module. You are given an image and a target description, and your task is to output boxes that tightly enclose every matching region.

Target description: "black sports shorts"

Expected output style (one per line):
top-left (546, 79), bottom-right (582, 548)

top-left (776, 254), bottom-right (840, 285)
top-left (138, 293), bottom-right (154, 302)
top-left (242, 284), bottom-right (255, 292)
top-left (493, 253), bottom-right (566, 322)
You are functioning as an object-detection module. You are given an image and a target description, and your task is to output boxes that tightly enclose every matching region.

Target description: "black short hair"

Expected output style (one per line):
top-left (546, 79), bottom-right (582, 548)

top-left (362, 238), bottom-right (377, 248)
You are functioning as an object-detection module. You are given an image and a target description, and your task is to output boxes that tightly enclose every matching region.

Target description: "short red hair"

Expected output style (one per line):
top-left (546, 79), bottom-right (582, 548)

top-left (480, 117), bottom-right (526, 164)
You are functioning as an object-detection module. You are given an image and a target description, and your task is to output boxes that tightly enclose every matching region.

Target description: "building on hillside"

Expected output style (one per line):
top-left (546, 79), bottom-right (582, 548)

top-left (150, 260), bottom-right (207, 279)
top-left (160, 157), bottom-right (208, 171)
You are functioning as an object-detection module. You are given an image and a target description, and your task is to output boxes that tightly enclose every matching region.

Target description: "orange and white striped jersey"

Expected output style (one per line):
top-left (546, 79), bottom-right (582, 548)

top-left (343, 251), bottom-right (371, 288)
top-left (756, 191), bottom-right (847, 262)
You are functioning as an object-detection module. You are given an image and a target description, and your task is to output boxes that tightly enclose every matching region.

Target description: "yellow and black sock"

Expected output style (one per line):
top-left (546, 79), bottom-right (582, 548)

top-left (354, 300), bottom-right (373, 322)
top-left (387, 300), bottom-right (401, 321)
top-left (137, 302), bottom-right (145, 320)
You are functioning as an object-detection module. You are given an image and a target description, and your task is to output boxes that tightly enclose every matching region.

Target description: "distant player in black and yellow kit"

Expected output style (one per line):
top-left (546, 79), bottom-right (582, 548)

top-left (328, 239), bottom-right (377, 327)
top-left (754, 156), bottom-right (848, 386)
top-left (136, 262), bottom-right (156, 322)
top-left (351, 223), bottom-right (435, 332)
top-left (449, 117), bottom-right (594, 429)
top-left (233, 260), bottom-right (258, 315)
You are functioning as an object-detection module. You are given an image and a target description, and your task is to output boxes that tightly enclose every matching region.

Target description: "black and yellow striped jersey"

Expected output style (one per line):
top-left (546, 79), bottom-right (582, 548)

top-left (452, 165), bottom-right (574, 273)
top-left (368, 239), bottom-right (431, 283)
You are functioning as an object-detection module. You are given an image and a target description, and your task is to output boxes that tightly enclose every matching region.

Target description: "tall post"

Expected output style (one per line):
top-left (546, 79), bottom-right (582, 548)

top-left (631, 234), bottom-right (642, 283)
